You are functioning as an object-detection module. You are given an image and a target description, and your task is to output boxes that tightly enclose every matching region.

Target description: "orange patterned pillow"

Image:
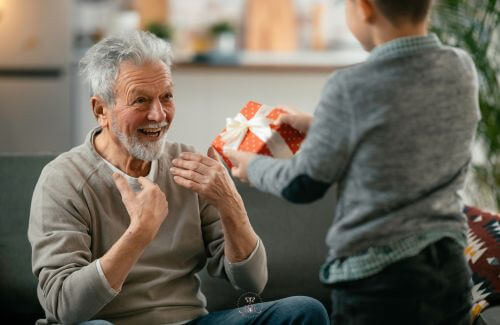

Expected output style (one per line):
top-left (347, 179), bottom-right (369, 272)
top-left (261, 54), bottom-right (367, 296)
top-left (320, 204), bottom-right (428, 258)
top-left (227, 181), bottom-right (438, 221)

top-left (464, 206), bottom-right (500, 318)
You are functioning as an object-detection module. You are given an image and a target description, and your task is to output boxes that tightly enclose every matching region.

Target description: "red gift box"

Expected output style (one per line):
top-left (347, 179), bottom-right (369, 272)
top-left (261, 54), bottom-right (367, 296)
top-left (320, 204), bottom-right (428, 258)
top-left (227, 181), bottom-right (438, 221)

top-left (212, 101), bottom-right (305, 168)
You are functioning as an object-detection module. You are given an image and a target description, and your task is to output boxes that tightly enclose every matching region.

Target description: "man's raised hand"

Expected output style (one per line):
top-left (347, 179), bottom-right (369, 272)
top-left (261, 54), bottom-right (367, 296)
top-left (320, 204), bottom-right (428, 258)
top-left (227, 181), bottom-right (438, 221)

top-left (113, 173), bottom-right (168, 242)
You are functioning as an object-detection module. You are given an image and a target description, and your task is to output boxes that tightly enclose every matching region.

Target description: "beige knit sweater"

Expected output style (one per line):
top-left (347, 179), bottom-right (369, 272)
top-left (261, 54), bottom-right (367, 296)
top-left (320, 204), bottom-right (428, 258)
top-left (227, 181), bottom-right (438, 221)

top-left (28, 127), bottom-right (267, 325)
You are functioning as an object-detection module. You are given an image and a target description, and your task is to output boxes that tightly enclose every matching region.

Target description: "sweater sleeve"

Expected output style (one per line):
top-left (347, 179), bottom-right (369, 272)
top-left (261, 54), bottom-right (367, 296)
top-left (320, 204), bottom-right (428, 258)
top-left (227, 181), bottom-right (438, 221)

top-left (247, 72), bottom-right (354, 203)
top-left (28, 165), bottom-right (118, 324)
top-left (199, 201), bottom-right (268, 294)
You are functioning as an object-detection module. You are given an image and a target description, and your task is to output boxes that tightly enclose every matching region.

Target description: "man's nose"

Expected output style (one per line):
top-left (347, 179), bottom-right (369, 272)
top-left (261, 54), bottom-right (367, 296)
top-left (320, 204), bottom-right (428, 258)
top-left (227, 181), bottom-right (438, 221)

top-left (148, 99), bottom-right (167, 122)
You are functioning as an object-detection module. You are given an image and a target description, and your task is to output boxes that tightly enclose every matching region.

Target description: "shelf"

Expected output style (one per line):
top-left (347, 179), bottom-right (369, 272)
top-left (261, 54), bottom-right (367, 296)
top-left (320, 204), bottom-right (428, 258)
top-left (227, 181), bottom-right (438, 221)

top-left (173, 49), bottom-right (368, 73)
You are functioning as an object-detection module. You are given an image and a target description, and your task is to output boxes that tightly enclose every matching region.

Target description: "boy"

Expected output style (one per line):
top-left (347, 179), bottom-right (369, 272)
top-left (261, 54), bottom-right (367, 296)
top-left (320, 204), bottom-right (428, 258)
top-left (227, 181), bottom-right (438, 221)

top-left (226, 0), bottom-right (480, 323)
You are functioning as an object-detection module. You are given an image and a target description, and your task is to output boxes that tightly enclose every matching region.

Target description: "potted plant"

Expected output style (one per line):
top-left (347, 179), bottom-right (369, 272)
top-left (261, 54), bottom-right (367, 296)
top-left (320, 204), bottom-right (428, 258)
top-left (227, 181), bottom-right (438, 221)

top-left (209, 21), bottom-right (237, 54)
top-left (431, 0), bottom-right (500, 211)
top-left (146, 22), bottom-right (174, 41)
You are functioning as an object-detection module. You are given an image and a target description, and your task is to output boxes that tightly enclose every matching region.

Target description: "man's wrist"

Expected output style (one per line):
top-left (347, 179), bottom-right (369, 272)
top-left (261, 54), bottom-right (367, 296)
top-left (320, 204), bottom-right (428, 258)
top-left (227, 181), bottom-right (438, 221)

top-left (216, 193), bottom-right (246, 220)
top-left (126, 223), bottom-right (154, 246)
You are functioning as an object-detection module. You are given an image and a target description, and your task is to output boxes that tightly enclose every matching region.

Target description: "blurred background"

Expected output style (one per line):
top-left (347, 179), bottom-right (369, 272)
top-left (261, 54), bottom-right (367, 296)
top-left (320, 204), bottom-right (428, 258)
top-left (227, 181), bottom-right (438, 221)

top-left (0, 0), bottom-right (498, 211)
top-left (0, 0), bottom-right (365, 154)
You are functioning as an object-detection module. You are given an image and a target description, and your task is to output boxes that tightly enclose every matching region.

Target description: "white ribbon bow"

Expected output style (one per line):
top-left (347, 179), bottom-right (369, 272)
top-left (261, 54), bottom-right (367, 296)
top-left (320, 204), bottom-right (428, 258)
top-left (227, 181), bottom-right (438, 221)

top-left (221, 105), bottom-right (294, 158)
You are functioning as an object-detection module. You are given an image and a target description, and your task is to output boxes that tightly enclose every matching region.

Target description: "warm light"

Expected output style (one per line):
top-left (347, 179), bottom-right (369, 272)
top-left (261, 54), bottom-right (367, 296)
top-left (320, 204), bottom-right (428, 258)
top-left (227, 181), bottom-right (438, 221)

top-left (0, 0), bottom-right (4, 24)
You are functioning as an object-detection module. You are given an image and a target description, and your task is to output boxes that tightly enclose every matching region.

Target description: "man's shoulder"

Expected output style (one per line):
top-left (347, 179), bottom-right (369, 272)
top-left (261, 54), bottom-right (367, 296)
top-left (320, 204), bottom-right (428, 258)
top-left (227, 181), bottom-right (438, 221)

top-left (40, 142), bottom-right (102, 188)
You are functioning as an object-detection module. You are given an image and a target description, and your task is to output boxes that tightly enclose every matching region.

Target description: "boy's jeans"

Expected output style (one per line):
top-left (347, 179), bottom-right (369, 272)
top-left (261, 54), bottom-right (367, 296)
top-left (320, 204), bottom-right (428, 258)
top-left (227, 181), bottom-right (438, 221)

top-left (330, 237), bottom-right (472, 325)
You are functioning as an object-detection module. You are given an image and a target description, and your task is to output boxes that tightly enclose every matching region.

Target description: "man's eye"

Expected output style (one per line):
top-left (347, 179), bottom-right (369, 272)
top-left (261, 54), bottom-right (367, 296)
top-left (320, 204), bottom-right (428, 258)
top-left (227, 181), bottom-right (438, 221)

top-left (134, 97), bottom-right (147, 104)
top-left (163, 94), bottom-right (173, 101)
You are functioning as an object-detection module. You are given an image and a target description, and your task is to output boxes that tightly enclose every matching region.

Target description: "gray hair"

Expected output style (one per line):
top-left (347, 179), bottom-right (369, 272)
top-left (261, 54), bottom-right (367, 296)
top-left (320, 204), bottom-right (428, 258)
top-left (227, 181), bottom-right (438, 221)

top-left (79, 30), bottom-right (173, 106)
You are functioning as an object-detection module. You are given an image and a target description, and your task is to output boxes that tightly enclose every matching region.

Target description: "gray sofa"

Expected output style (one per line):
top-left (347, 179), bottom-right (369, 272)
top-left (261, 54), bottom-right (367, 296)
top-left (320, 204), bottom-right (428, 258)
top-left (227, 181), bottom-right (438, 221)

top-left (1, 154), bottom-right (498, 324)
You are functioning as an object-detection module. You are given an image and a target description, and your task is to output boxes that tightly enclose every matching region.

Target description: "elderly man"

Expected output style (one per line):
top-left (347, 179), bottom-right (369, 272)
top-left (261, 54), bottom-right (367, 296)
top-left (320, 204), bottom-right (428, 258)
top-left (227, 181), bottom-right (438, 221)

top-left (28, 31), bottom-right (328, 325)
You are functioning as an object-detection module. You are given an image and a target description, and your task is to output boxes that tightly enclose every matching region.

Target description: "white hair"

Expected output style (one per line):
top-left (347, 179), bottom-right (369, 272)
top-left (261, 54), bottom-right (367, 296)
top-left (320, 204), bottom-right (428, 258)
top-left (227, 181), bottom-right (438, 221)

top-left (79, 30), bottom-right (173, 106)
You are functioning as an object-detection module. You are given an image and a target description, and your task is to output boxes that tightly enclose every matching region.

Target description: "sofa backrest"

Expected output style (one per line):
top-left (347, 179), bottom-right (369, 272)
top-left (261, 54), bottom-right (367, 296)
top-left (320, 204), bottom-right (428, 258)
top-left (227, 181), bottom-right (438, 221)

top-left (199, 182), bottom-right (335, 313)
top-left (0, 154), bottom-right (336, 322)
top-left (0, 154), bottom-right (54, 323)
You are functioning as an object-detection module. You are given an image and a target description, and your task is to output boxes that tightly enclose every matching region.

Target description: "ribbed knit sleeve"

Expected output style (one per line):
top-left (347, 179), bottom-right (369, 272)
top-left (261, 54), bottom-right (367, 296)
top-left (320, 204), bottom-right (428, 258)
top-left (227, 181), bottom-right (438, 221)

top-left (28, 164), bottom-right (118, 324)
top-left (199, 200), bottom-right (268, 294)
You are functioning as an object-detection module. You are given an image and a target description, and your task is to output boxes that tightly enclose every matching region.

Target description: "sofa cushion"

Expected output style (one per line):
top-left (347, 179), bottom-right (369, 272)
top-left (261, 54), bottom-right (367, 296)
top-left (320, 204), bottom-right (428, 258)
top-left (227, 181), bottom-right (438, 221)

top-left (464, 206), bottom-right (500, 320)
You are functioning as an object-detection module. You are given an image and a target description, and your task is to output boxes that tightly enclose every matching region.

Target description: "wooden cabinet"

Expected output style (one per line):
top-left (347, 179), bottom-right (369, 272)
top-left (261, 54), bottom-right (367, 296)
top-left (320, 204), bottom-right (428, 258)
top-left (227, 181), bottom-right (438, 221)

top-left (245, 0), bottom-right (297, 51)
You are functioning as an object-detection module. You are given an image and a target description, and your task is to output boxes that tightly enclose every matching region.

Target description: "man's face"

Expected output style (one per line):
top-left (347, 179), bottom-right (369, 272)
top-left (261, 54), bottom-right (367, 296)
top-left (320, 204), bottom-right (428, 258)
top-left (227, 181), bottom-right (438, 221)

top-left (109, 61), bottom-right (175, 161)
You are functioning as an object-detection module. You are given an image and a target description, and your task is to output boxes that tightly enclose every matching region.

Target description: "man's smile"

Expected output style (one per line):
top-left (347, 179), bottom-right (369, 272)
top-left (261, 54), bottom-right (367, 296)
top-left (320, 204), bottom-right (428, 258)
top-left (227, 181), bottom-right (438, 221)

top-left (136, 123), bottom-right (169, 141)
top-left (138, 127), bottom-right (163, 138)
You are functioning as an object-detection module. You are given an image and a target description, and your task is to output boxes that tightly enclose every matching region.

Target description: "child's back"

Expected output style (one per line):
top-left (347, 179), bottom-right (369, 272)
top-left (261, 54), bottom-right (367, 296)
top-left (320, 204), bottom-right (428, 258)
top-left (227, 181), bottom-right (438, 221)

top-left (321, 35), bottom-right (480, 259)
top-left (227, 0), bottom-right (479, 323)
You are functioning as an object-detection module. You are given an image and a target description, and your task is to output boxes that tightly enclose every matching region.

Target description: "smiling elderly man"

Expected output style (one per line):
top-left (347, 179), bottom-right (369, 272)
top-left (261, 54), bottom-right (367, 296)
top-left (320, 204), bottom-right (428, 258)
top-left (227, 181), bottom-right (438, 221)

top-left (27, 31), bottom-right (328, 325)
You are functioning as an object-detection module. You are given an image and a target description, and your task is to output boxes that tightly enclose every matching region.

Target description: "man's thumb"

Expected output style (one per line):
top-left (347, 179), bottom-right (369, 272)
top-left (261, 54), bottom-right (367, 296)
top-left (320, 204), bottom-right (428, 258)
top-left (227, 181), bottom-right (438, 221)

top-left (207, 146), bottom-right (217, 159)
top-left (113, 173), bottom-right (134, 199)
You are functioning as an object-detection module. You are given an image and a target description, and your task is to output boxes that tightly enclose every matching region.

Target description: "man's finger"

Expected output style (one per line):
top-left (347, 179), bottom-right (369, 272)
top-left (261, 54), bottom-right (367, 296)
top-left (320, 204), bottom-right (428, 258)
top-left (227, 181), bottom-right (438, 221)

top-left (170, 167), bottom-right (208, 184)
top-left (172, 158), bottom-right (211, 175)
top-left (208, 146), bottom-right (227, 167)
top-left (173, 175), bottom-right (202, 192)
top-left (207, 146), bottom-right (221, 163)
top-left (179, 151), bottom-right (217, 167)
top-left (113, 173), bottom-right (135, 200)
top-left (137, 176), bottom-right (155, 189)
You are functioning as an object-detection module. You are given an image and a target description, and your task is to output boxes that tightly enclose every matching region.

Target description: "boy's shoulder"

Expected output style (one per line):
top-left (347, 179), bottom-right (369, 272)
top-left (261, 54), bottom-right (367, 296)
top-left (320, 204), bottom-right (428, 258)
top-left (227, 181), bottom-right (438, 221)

top-left (328, 44), bottom-right (475, 86)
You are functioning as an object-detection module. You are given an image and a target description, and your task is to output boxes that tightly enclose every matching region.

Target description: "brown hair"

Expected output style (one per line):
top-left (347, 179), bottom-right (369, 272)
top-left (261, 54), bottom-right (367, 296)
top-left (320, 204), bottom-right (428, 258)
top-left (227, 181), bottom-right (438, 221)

top-left (374, 0), bottom-right (433, 24)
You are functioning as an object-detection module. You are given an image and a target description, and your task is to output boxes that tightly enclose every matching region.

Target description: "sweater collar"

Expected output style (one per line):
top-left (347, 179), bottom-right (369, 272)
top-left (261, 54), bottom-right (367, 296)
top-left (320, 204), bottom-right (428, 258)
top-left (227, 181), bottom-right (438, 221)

top-left (368, 33), bottom-right (442, 61)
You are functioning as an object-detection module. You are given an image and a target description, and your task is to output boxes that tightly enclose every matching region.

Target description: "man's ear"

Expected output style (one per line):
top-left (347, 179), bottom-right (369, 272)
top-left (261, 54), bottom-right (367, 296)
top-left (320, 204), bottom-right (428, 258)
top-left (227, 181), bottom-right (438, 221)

top-left (91, 96), bottom-right (109, 128)
top-left (358, 0), bottom-right (376, 23)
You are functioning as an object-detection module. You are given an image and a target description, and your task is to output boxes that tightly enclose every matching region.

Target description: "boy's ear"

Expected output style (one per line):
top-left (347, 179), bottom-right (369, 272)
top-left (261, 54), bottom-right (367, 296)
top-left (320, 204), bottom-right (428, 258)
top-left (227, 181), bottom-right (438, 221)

top-left (91, 96), bottom-right (109, 128)
top-left (359, 0), bottom-right (376, 23)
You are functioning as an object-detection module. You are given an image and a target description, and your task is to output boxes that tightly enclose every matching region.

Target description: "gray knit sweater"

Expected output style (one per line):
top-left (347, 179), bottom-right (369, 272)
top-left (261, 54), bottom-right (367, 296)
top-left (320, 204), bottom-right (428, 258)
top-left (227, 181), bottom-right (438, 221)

top-left (248, 34), bottom-right (480, 260)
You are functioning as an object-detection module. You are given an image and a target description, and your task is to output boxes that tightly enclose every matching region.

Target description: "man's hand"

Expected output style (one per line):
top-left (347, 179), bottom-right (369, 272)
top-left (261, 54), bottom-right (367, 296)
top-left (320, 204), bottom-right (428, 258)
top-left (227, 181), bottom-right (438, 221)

top-left (273, 106), bottom-right (313, 134)
top-left (170, 147), bottom-right (240, 210)
top-left (113, 173), bottom-right (168, 242)
top-left (101, 174), bottom-right (169, 291)
top-left (171, 147), bottom-right (258, 262)
top-left (223, 149), bottom-right (258, 183)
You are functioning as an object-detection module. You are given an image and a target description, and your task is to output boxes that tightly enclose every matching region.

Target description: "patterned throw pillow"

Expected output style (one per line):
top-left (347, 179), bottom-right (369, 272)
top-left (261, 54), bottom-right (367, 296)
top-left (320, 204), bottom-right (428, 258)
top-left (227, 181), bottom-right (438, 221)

top-left (464, 206), bottom-right (500, 319)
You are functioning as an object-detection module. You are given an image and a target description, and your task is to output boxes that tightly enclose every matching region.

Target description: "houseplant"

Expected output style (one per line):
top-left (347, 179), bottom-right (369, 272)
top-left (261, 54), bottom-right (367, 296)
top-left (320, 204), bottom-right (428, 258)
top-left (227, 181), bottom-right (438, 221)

top-left (209, 21), bottom-right (237, 54)
top-left (146, 22), bottom-right (174, 41)
top-left (431, 0), bottom-right (500, 211)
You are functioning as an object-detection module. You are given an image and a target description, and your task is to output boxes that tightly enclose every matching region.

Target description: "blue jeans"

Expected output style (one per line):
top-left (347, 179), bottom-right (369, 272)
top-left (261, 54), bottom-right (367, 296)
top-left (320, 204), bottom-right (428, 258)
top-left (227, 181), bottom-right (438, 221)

top-left (329, 237), bottom-right (472, 325)
top-left (188, 296), bottom-right (330, 325)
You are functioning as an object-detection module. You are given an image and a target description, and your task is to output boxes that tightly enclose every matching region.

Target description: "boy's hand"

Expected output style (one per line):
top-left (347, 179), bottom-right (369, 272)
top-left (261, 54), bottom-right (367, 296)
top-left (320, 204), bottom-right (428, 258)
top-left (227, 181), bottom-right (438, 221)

top-left (273, 106), bottom-right (313, 134)
top-left (223, 148), bottom-right (257, 183)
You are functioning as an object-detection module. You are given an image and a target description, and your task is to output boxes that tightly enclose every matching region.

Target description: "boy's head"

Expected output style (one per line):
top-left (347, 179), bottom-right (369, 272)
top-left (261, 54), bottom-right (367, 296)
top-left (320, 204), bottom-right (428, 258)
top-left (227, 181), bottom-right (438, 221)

top-left (346, 0), bottom-right (433, 51)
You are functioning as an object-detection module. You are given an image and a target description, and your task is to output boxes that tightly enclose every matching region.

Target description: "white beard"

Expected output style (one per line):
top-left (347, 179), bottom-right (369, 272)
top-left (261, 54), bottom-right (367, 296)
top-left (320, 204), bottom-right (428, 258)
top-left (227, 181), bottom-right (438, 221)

top-left (111, 117), bottom-right (168, 161)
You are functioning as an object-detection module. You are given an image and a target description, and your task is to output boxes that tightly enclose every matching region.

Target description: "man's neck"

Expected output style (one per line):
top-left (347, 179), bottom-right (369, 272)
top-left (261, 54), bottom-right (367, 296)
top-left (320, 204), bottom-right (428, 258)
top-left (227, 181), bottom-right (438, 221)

top-left (94, 128), bottom-right (151, 178)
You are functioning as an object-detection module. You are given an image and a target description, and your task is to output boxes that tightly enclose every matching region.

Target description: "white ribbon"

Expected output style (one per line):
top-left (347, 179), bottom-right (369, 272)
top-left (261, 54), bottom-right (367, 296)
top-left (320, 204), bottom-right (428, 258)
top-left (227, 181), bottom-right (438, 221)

top-left (221, 105), bottom-right (294, 158)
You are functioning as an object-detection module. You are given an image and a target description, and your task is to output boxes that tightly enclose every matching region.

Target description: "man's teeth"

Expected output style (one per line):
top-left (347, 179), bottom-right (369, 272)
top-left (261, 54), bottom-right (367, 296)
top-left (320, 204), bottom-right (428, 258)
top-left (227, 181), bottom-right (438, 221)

top-left (140, 128), bottom-right (162, 132)
top-left (139, 127), bottom-right (163, 135)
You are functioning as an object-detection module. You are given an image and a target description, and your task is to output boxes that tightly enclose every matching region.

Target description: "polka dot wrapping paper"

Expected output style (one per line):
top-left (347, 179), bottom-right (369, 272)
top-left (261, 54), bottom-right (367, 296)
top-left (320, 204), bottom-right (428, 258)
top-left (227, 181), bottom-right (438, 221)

top-left (212, 101), bottom-right (305, 168)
